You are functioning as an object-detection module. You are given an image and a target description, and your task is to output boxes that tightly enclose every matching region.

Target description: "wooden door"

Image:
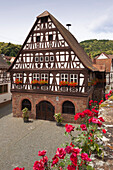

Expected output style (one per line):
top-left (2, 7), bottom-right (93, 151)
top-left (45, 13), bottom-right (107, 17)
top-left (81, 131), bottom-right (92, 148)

top-left (36, 101), bottom-right (54, 121)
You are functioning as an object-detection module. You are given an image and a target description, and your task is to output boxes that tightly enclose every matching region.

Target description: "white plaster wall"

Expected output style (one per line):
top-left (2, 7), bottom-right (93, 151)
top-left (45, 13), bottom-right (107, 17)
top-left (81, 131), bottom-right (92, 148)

top-left (0, 83), bottom-right (12, 104)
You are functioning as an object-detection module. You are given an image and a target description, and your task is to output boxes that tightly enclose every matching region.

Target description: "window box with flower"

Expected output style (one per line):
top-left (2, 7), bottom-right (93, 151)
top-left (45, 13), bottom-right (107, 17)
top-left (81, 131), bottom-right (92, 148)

top-left (39, 80), bottom-right (48, 86)
top-left (59, 81), bottom-right (69, 87)
top-left (14, 78), bottom-right (23, 88)
top-left (31, 80), bottom-right (40, 89)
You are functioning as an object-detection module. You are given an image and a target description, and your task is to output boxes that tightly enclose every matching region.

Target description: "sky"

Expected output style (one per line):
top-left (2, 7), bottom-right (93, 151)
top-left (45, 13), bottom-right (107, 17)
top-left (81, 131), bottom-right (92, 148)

top-left (0, 0), bottom-right (113, 44)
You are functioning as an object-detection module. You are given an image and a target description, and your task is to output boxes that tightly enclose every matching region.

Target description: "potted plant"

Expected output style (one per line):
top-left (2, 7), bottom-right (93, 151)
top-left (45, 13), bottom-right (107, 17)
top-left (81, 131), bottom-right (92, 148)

top-left (22, 107), bottom-right (29, 122)
top-left (54, 113), bottom-right (63, 126)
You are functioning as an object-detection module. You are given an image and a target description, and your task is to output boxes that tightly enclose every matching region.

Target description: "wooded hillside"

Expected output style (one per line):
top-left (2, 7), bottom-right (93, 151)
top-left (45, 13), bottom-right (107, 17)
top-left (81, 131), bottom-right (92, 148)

top-left (0, 42), bottom-right (21, 57)
top-left (1, 39), bottom-right (113, 58)
top-left (80, 39), bottom-right (113, 58)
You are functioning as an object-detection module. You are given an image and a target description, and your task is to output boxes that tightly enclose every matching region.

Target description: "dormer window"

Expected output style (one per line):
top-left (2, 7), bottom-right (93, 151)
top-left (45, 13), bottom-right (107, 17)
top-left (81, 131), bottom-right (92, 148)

top-left (49, 35), bottom-right (53, 41)
top-left (36, 36), bottom-right (40, 42)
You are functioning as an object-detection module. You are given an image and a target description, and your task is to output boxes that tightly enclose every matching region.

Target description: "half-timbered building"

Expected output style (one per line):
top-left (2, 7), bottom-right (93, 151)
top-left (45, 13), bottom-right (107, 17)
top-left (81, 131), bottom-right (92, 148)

top-left (0, 56), bottom-right (11, 104)
top-left (8, 11), bottom-right (105, 122)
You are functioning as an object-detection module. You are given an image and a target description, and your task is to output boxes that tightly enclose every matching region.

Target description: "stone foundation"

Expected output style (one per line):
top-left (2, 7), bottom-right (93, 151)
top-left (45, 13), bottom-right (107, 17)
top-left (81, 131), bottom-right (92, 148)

top-left (12, 92), bottom-right (88, 123)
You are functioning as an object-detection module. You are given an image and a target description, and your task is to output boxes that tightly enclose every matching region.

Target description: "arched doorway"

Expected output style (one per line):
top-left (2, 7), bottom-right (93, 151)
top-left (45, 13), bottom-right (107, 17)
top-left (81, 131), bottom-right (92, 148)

top-left (36, 101), bottom-right (54, 121)
top-left (21, 99), bottom-right (31, 110)
top-left (62, 101), bottom-right (75, 114)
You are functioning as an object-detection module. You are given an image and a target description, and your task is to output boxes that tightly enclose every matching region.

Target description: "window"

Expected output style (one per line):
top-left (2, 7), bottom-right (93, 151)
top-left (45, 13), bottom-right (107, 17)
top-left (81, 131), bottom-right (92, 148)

top-left (35, 57), bottom-right (39, 62)
top-left (45, 56), bottom-right (49, 62)
top-left (22, 99), bottom-right (31, 111)
top-left (50, 56), bottom-right (54, 61)
top-left (62, 101), bottom-right (75, 114)
top-left (70, 74), bottom-right (78, 83)
top-left (33, 73), bottom-right (39, 81)
top-left (49, 35), bottom-right (53, 41)
top-left (40, 57), bottom-right (43, 62)
top-left (16, 73), bottom-right (22, 81)
top-left (41, 74), bottom-right (48, 81)
top-left (0, 84), bottom-right (8, 94)
top-left (41, 17), bottom-right (48, 23)
top-left (61, 74), bottom-right (68, 81)
top-left (36, 36), bottom-right (40, 42)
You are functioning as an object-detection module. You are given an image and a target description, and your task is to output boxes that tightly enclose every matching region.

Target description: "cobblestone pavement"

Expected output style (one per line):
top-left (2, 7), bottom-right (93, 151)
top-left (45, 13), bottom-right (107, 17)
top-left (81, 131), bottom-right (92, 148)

top-left (0, 103), bottom-right (79, 170)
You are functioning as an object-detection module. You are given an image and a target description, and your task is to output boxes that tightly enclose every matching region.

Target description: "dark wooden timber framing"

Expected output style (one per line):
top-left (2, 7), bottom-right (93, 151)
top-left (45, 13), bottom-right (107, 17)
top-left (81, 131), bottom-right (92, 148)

top-left (8, 11), bottom-right (100, 98)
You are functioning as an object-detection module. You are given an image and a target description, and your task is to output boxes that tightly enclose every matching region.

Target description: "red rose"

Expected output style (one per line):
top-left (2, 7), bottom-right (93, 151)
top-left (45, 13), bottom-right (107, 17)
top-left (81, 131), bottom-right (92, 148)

top-left (97, 121), bottom-right (102, 127)
top-left (56, 148), bottom-right (66, 159)
top-left (72, 148), bottom-right (81, 155)
top-left (65, 124), bottom-right (75, 133)
top-left (33, 161), bottom-right (44, 170)
top-left (38, 150), bottom-right (46, 156)
top-left (51, 155), bottom-right (59, 167)
top-left (65, 146), bottom-right (72, 154)
top-left (83, 109), bottom-right (94, 117)
top-left (80, 124), bottom-right (87, 131)
top-left (70, 142), bottom-right (75, 147)
top-left (40, 156), bottom-right (48, 166)
top-left (89, 100), bottom-right (93, 104)
top-left (81, 153), bottom-right (92, 162)
top-left (74, 113), bottom-right (80, 120)
top-left (70, 153), bottom-right (77, 166)
top-left (102, 129), bottom-right (106, 133)
top-left (98, 117), bottom-right (105, 122)
top-left (88, 137), bottom-right (90, 140)
top-left (91, 108), bottom-right (98, 114)
top-left (79, 112), bottom-right (86, 118)
top-left (90, 139), bottom-right (93, 142)
top-left (13, 168), bottom-right (25, 170)
top-left (67, 165), bottom-right (76, 170)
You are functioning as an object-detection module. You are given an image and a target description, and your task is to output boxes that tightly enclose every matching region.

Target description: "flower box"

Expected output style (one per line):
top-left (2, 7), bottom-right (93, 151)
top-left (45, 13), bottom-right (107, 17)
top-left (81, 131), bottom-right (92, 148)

top-left (59, 81), bottom-right (69, 87)
top-left (68, 82), bottom-right (77, 87)
top-left (14, 78), bottom-right (22, 85)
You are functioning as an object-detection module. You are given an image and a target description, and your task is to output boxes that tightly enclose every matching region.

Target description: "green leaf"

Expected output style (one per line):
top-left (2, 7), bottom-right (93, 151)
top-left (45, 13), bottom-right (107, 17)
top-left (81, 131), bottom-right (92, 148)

top-left (87, 165), bottom-right (94, 170)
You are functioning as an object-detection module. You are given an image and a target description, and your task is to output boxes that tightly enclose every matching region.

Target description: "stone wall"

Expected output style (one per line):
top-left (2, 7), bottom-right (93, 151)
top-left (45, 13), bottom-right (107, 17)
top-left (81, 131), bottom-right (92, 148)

top-left (12, 92), bottom-right (88, 123)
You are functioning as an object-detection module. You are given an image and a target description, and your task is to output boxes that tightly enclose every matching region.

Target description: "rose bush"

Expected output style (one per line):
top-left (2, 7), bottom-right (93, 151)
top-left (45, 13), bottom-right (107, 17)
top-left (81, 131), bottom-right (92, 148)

top-left (13, 100), bottom-right (106, 170)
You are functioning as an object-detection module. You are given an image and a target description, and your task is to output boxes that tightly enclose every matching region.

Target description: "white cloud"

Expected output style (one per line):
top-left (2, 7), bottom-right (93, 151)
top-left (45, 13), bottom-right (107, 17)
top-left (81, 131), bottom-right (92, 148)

top-left (89, 7), bottom-right (113, 33)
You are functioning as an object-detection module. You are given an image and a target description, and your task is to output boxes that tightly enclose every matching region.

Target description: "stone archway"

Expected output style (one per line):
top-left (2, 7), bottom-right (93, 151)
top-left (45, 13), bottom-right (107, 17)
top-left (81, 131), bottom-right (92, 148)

top-left (36, 100), bottom-right (54, 121)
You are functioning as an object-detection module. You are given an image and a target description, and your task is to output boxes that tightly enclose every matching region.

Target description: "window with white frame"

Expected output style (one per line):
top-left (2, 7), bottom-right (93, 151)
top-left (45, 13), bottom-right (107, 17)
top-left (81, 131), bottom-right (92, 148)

top-left (70, 74), bottom-right (78, 83)
top-left (33, 73), bottom-right (40, 81)
top-left (61, 74), bottom-right (68, 81)
top-left (41, 74), bottom-right (48, 81)
top-left (16, 73), bottom-right (22, 81)
top-left (50, 56), bottom-right (54, 61)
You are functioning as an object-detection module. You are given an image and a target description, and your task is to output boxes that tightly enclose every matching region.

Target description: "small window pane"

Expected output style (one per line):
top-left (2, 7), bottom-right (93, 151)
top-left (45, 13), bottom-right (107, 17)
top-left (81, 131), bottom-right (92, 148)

top-left (49, 35), bottom-right (53, 41)
top-left (45, 56), bottom-right (49, 62)
top-left (50, 56), bottom-right (54, 61)
top-left (35, 57), bottom-right (39, 62)
top-left (40, 57), bottom-right (43, 62)
top-left (36, 36), bottom-right (40, 42)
